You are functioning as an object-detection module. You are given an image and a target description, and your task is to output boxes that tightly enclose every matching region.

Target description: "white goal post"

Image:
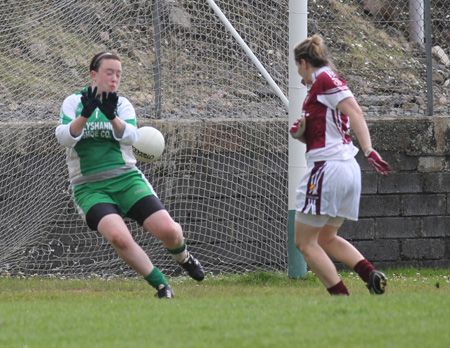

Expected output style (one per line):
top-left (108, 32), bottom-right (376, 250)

top-left (0, 0), bottom-right (298, 278)
top-left (288, 0), bottom-right (307, 279)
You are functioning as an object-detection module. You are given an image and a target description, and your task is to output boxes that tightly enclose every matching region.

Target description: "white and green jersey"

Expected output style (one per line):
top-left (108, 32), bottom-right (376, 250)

top-left (55, 88), bottom-right (140, 187)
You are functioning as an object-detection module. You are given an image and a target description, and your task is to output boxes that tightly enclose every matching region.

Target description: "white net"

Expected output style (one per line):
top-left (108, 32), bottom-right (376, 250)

top-left (0, 0), bottom-right (289, 276)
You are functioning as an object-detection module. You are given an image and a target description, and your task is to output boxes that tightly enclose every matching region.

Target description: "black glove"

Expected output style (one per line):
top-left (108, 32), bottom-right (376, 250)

top-left (98, 91), bottom-right (118, 120)
top-left (80, 86), bottom-right (100, 118)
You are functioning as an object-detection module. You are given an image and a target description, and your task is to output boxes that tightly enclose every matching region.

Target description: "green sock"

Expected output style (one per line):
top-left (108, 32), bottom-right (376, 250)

top-left (144, 267), bottom-right (168, 289)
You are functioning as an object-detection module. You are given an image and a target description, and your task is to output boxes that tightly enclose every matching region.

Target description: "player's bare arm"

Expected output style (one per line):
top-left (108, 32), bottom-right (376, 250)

top-left (70, 113), bottom-right (92, 137)
top-left (338, 97), bottom-right (390, 176)
top-left (337, 97), bottom-right (372, 153)
top-left (110, 116), bottom-right (126, 138)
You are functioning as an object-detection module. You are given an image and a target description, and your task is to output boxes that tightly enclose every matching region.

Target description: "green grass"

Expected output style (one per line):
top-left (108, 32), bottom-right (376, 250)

top-left (1, 268), bottom-right (450, 348)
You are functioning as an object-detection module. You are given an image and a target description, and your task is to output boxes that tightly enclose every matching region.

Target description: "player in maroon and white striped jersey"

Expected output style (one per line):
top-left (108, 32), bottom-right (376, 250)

top-left (290, 35), bottom-right (390, 295)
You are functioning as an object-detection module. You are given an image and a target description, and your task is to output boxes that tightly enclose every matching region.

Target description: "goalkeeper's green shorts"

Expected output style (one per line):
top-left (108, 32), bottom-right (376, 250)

top-left (73, 169), bottom-right (157, 217)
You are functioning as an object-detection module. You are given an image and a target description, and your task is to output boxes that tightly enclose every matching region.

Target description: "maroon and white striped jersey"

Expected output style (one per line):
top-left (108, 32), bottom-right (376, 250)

top-left (301, 66), bottom-right (359, 163)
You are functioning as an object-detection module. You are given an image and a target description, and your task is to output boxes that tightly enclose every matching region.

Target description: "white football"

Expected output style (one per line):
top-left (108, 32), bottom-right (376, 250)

top-left (132, 126), bottom-right (165, 163)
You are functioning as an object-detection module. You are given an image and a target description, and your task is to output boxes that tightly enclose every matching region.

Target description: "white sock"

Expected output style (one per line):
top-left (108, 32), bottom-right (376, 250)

top-left (172, 250), bottom-right (189, 264)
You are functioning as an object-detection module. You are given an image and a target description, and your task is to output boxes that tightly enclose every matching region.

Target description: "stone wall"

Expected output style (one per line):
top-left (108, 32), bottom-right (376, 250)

top-left (2, 115), bottom-right (450, 275)
top-left (342, 115), bottom-right (450, 269)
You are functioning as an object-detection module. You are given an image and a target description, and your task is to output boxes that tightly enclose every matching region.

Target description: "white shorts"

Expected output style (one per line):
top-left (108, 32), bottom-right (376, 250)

top-left (295, 158), bottom-right (361, 221)
top-left (295, 212), bottom-right (345, 228)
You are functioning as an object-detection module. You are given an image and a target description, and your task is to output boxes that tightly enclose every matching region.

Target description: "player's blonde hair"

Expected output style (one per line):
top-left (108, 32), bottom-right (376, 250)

top-left (294, 34), bottom-right (335, 70)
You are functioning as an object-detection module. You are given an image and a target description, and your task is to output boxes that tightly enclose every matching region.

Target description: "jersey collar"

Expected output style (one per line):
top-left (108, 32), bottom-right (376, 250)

top-left (311, 66), bottom-right (332, 84)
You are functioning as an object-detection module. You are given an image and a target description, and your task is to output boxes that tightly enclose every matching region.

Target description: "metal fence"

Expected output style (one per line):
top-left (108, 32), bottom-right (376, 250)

top-left (308, 0), bottom-right (450, 116)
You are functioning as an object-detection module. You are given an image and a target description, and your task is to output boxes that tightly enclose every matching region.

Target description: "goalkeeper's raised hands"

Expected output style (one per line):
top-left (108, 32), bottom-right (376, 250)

top-left (80, 86), bottom-right (100, 118)
top-left (98, 91), bottom-right (118, 120)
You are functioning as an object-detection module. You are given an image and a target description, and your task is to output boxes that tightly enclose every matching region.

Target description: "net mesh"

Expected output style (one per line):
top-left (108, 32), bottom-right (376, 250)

top-left (2, 0), bottom-right (449, 277)
top-left (0, 0), bottom-right (289, 277)
top-left (309, 0), bottom-right (450, 116)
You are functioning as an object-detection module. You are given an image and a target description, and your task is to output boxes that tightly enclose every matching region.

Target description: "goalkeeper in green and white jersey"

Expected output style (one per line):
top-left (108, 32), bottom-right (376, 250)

top-left (56, 52), bottom-right (204, 299)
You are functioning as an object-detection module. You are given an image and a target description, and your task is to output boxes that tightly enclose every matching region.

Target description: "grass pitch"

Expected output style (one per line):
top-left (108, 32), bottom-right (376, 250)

top-left (1, 268), bottom-right (450, 348)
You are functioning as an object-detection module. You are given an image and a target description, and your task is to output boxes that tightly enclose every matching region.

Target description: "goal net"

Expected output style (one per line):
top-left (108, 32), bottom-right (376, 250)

top-left (0, 0), bottom-right (290, 277)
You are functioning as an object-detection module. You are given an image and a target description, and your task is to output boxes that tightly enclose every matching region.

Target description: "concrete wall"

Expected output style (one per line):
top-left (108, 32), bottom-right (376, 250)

top-left (140, 115), bottom-right (450, 270)
top-left (342, 115), bottom-right (450, 269)
top-left (2, 115), bottom-right (449, 275)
